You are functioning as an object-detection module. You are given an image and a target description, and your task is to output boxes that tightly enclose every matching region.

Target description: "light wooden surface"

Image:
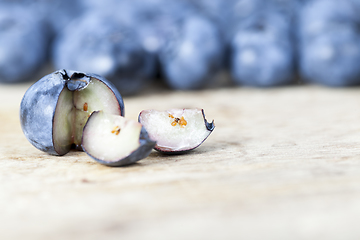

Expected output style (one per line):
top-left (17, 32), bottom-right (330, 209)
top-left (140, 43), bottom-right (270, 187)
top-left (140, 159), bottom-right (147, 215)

top-left (1, 82), bottom-right (360, 240)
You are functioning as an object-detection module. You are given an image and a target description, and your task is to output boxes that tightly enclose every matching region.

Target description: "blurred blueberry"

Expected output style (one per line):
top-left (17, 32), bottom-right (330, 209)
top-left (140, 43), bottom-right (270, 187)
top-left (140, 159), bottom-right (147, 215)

top-left (0, 6), bottom-right (48, 83)
top-left (188, 0), bottom-right (263, 41)
top-left (78, 0), bottom-right (120, 11)
top-left (299, 0), bottom-right (360, 86)
top-left (53, 10), bottom-right (156, 95)
top-left (230, 11), bottom-right (295, 86)
top-left (38, 0), bottom-right (83, 35)
top-left (187, 0), bottom-right (296, 87)
top-left (184, 0), bottom-right (225, 29)
top-left (130, 0), bottom-right (224, 90)
top-left (267, 0), bottom-right (300, 21)
top-left (90, 0), bottom-right (225, 90)
top-left (159, 15), bottom-right (224, 90)
top-left (0, 0), bottom-right (83, 36)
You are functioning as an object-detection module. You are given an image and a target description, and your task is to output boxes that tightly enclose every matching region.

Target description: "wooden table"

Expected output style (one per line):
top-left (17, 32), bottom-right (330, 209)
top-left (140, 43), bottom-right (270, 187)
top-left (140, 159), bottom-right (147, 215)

top-left (1, 82), bottom-right (360, 240)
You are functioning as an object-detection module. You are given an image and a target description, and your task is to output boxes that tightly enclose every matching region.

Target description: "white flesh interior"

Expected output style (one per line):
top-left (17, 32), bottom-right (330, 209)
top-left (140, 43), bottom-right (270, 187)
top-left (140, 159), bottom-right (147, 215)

top-left (139, 109), bottom-right (211, 151)
top-left (82, 112), bottom-right (142, 162)
top-left (53, 78), bottom-right (122, 152)
top-left (53, 88), bottom-right (73, 155)
top-left (72, 79), bottom-right (121, 146)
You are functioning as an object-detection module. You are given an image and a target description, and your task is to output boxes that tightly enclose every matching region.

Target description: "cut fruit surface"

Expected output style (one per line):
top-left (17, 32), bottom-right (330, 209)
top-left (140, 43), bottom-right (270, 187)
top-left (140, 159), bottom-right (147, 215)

top-left (139, 108), bottom-right (215, 153)
top-left (82, 111), bottom-right (156, 166)
top-left (53, 73), bottom-right (123, 154)
top-left (20, 69), bottom-right (124, 156)
top-left (71, 78), bottom-right (122, 147)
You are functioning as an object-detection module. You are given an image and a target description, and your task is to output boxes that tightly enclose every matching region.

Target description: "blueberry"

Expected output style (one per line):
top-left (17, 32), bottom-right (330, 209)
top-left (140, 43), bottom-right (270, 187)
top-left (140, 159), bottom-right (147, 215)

top-left (0, 0), bottom-right (83, 35)
top-left (186, 0), bottom-right (297, 87)
top-left (186, 0), bottom-right (226, 26)
top-left (298, 0), bottom-right (360, 86)
top-left (158, 14), bottom-right (224, 90)
top-left (20, 69), bottom-right (125, 156)
top-left (230, 11), bottom-right (295, 86)
top-left (219, 0), bottom-right (265, 41)
top-left (146, 0), bottom-right (224, 90)
top-left (186, 0), bottom-right (261, 40)
top-left (99, 0), bottom-right (224, 90)
top-left (82, 111), bottom-right (156, 166)
top-left (0, 6), bottom-right (48, 83)
top-left (139, 108), bottom-right (214, 154)
top-left (52, 10), bottom-right (156, 95)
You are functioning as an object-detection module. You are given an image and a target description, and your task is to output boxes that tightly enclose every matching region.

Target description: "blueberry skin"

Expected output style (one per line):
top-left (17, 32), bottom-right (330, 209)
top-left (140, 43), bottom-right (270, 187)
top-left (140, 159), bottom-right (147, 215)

top-left (230, 12), bottom-right (295, 87)
top-left (298, 0), bottom-right (360, 86)
top-left (0, 6), bottom-right (48, 83)
top-left (53, 10), bottom-right (156, 95)
top-left (20, 69), bottom-right (125, 156)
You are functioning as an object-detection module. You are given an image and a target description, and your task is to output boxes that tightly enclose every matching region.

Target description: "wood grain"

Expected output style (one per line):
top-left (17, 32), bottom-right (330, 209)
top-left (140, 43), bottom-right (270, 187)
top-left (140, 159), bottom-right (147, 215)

top-left (1, 82), bottom-right (360, 240)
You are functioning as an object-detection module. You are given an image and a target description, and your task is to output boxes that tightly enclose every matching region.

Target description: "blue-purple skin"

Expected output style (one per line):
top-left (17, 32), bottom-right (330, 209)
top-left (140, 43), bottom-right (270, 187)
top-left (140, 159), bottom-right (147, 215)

top-left (0, 6), bottom-right (48, 83)
top-left (20, 69), bottom-right (124, 156)
top-left (52, 10), bottom-right (156, 95)
top-left (82, 114), bottom-right (156, 167)
top-left (230, 11), bottom-right (295, 87)
top-left (298, 0), bottom-right (360, 86)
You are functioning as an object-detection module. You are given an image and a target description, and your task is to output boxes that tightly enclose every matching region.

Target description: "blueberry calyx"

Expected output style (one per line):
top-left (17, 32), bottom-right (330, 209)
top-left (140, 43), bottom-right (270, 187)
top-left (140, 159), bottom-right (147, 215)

top-left (57, 69), bottom-right (91, 91)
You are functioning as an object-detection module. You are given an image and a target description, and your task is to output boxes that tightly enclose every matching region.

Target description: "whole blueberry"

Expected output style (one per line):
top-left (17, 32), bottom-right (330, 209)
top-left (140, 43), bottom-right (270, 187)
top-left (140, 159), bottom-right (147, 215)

top-left (230, 12), bottom-right (295, 86)
top-left (159, 14), bottom-right (224, 90)
top-left (98, 0), bottom-right (225, 90)
top-left (143, 0), bottom-right (225, 90)
top-left (0, 0), bottom-right (83, 37)
top-left (20, 69), bottom-right (124, 155)
top-left (214, 0), bottom-right (265, 41)
top-left (52, 10), bottom-right (156, 95)
top-left (298, 0), bottom-right (360, 86)
top-left (0, 6), bottom-right (48, 83)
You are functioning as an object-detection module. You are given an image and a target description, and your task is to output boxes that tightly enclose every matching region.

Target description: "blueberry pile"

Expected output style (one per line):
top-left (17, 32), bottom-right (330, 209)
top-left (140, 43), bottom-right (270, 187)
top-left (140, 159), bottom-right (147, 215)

top-left (1, 0), bottom-right (360, 93)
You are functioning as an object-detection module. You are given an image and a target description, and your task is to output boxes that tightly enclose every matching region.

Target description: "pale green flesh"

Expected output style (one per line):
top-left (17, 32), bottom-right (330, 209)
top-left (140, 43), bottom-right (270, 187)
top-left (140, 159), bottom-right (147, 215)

top-left (53, 88), bottom-right (73, 155)
top-left (53, 78), bottom-right (121, 154)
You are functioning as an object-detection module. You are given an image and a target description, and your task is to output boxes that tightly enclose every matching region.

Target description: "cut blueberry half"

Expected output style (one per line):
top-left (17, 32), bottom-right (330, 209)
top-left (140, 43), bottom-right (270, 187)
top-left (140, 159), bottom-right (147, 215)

top-left (138, 108), bottom-right (215, 153)
top-left (82, 111), bottom-right (156, 166)
top-left (20, 69), bottom-right (124, 156)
